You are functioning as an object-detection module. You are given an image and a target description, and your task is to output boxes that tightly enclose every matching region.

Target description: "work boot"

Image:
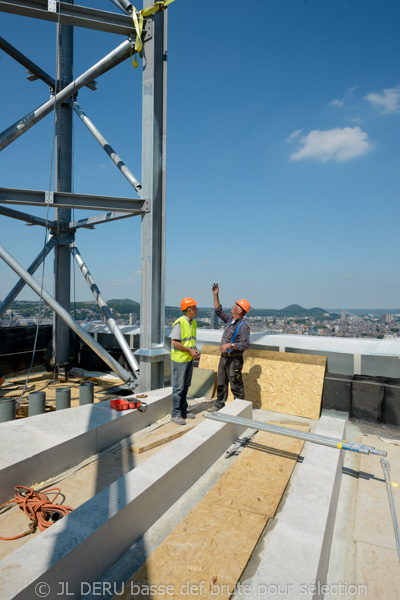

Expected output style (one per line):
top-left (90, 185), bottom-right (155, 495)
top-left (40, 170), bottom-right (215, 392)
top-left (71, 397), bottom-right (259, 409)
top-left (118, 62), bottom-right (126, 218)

top-left (207, 404), bottom-right (223, 413)
top-left (184, 412), bottom-right (196, 419)
top-left (171, 415), bottom-right (186, 425)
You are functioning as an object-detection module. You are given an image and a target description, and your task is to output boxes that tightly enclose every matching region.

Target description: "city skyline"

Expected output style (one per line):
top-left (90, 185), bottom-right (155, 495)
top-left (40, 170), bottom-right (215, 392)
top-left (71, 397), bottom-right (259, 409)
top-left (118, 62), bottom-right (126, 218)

top-left (0, 1), bottom-right (399, 309)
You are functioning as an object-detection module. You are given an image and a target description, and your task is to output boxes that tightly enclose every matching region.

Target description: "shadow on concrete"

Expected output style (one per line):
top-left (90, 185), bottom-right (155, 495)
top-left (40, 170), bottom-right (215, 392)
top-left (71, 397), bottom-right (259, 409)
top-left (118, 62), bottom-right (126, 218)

top-left (342, 466), bottom-right (385, 483)
top-left (247, 441), bottom-right (305, 462)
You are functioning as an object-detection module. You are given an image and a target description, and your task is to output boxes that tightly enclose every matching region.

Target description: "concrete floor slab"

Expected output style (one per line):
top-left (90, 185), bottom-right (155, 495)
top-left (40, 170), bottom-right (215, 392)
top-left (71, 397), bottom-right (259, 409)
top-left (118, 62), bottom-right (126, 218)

top-left (0, 388), bottom-right (172, 503)
top-left (354, 437), bottom-right (400, 551)
top-left (0, 399), bottom-right (252, 600)
top-left (356, 540), bottom-right (400, 600)
top-left (234, 415), bottom-right (346, 600)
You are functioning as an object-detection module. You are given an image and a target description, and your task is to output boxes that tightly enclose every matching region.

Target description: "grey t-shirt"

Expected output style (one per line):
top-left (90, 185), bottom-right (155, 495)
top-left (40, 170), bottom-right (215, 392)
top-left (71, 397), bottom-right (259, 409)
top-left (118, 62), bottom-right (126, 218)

top-left (171, 315), bottom-right (192, 341)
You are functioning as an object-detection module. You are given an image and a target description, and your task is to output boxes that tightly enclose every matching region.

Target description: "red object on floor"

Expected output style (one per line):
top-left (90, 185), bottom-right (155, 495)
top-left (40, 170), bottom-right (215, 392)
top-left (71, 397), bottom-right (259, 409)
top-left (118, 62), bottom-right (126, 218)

top-left (110, 398), bottom-right (142, 411)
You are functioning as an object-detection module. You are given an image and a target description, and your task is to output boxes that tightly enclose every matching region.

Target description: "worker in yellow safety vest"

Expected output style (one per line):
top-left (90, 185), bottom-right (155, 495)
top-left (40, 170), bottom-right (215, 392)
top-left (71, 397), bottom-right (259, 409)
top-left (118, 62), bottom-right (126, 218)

top-left (170, 298), bottom-right (200, 425)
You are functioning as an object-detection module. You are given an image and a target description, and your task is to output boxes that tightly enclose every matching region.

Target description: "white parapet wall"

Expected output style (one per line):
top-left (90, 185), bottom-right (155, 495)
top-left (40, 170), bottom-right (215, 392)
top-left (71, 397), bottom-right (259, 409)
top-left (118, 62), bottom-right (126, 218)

top-left (238, 415), bottom-right (345, 600)
top-left (0, 399), bottom-right (253, 600)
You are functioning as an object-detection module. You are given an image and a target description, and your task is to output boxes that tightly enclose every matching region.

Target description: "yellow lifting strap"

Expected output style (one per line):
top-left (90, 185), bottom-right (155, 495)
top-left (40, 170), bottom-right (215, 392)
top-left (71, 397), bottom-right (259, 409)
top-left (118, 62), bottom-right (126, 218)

top-left (131, 1), bottom-right (175, 68)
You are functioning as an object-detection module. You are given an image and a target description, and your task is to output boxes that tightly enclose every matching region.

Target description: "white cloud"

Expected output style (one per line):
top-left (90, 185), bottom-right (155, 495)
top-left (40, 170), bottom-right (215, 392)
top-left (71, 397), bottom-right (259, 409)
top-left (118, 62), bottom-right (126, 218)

top-left (329, 99), bottom-right (344, 107)
top-left (289, 127), bottom-right (373, 162)
top-left (365, 86), bottom-right (400, 114)
top-left (286, 129), bottom-right (303, 143)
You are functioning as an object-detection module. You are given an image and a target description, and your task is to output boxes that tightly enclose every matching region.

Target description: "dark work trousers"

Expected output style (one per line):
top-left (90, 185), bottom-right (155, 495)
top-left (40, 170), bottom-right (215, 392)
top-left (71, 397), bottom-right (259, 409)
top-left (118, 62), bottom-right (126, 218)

top-left (216, 355), bottom-right (245, 407)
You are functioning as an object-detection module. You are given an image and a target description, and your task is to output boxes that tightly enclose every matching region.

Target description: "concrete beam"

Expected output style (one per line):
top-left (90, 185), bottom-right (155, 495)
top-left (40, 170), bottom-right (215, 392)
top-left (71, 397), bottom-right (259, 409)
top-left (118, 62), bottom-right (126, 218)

top-left (0, 400), bottom-right (252, 600)
top-left (239, 415), bottom-right (345, 600)
top-left (0, 388), bottom-right (172, 504)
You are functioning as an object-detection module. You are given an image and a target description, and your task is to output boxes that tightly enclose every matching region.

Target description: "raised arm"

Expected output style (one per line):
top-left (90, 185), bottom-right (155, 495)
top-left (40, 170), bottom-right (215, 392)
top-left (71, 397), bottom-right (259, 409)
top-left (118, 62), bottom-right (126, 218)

top-left (212, 283), bottom-right (221, 311)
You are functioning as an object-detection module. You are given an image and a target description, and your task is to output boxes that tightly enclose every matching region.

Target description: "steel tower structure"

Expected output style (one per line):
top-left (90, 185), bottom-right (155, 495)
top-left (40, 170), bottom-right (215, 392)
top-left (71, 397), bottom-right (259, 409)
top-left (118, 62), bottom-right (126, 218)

top-left (0, 0), bottom-right (168, 391)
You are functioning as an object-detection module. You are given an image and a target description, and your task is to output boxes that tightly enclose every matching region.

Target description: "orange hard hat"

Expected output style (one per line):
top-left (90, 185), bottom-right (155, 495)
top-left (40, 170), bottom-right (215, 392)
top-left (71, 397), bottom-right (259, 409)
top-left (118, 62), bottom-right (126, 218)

top-left (235, 299), bottom-right (250, 314)
top-left (180, 297), bottom-right (198, 311)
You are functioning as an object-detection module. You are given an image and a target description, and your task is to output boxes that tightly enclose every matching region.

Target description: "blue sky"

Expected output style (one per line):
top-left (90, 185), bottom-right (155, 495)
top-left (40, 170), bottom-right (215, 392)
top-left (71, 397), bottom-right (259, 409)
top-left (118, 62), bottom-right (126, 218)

top-left (1, 0), bottom-right (399, 310)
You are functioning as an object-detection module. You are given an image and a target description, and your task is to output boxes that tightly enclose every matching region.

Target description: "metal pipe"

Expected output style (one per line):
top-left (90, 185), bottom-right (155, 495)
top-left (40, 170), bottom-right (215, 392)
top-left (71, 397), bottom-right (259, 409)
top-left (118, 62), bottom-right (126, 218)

top-left (291, 430), bottom-right (387, 456)
top-left (70, 243), bottom-right (139, 375)
top-left (223, 415), bottom-right (386, 456)
top-left (73, 102), bottom-right (142, 195)
top-left (0, 38), bottom-right (132, 151)
top-left (0, 244), bottom-right (135, 387)
top-left (225, 429), bottom-right (257, 458)
top-left (204, 413), bottom-right (376, 455)
top-left (108, 0), bottom-right (133, 14)
top-left (0, 236), bottom-right (55, 318)
top-left (381, 459), bottom-right (400, 561)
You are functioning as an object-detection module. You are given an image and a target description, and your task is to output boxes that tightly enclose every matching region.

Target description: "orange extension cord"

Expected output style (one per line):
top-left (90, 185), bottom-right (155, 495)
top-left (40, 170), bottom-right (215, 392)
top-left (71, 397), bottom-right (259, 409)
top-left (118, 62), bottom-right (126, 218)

top-left (0, 486), bottom-right (74, 540)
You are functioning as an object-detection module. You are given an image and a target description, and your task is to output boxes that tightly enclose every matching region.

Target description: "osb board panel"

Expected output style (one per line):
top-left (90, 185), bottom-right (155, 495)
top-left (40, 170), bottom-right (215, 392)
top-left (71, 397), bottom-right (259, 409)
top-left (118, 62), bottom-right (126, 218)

top-left (207, 423), bottom-right (309, 518)
top-left (114, 423), bottom-right (308, 600)
top-left (199, 345), bottom-right (326, 420)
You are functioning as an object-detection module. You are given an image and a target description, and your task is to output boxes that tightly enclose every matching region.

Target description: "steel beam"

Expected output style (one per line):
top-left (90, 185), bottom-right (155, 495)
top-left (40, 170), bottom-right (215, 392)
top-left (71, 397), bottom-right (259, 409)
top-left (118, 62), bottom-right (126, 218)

top-left (0, 1), bottom-right (136, 35)
top-left (0, 35), bottom-right (97, 91)
top-left (70, 243), bottom-right (139, 376)
top-left (73, 102), bottom-right (142, 195)
top-left (0, 188), bottom-right (149, 212)
top-left (0, 244), bottom-right (135, 387)
top-left (0, 236), bottom-right (55, 318)
top-left (67, 211), bottom-right (135, 230)
top-left (0, 205), bottom-right (55, 228)
top-left (0, 38), bottom-right (133, 152)
top-left (139, 6), bottom-right (167, 391)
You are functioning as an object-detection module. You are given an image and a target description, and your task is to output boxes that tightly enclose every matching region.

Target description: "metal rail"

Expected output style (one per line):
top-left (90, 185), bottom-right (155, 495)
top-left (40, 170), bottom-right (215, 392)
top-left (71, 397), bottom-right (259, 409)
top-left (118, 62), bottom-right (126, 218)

top-left (381, 459), bottom-right (400, 561)
top-left (204, 412), bottom-right (387, 456)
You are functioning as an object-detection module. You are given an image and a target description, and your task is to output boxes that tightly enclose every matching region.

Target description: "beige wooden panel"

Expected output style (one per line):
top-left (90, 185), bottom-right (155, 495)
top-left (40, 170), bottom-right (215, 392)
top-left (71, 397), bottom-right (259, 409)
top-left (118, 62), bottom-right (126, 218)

top-left (114, 423), bottom-right (308, 600)
top-left (199, 345), bottom-right (326, 420)
top-left (130, 421), bottom-right (198, 453)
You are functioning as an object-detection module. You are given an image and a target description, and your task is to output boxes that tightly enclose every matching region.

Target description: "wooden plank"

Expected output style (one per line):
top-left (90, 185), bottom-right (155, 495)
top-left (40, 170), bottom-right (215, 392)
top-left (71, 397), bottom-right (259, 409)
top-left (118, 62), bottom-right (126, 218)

top-left (114, 423), bottom-right (309, 600)
top-left (199, 345), bottom-right (326, 420)
top-left (130, 421), bottom-right (198, 453)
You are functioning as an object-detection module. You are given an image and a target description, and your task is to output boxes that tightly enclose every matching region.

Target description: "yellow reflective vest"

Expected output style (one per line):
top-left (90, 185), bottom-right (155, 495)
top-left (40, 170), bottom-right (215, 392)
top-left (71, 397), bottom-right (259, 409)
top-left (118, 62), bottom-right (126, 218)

top-left (171, 316), bottom-right (197, 363)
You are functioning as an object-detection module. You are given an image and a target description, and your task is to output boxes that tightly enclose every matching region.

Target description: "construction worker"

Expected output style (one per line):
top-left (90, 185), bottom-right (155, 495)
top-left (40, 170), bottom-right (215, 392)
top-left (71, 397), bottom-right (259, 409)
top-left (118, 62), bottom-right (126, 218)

top-left (208, 283), bottom-right (250, 412)
top-left (170, 298), bottom-right (200, 425)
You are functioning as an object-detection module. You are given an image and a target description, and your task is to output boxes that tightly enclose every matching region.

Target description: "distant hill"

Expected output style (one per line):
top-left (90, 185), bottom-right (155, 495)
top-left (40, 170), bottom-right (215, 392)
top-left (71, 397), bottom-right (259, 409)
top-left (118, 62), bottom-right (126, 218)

top-left (4, 299), bottom-right (341, 320)
top-left (108, 298), bottom-right (140, 315)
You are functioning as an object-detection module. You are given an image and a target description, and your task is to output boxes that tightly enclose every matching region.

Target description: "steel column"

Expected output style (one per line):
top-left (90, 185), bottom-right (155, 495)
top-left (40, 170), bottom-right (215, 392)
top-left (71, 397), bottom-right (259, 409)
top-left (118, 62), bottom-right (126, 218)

top-left (0, 244), bottom-right (135, 386)
top-left (70, 243), bottom-right (139, 375)
top-left (53, 8), bottom-right (73, 369)
top-left (0, 236), bottom-right (55, 318)
top-left (138, 5), bottom-right (167, 391)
